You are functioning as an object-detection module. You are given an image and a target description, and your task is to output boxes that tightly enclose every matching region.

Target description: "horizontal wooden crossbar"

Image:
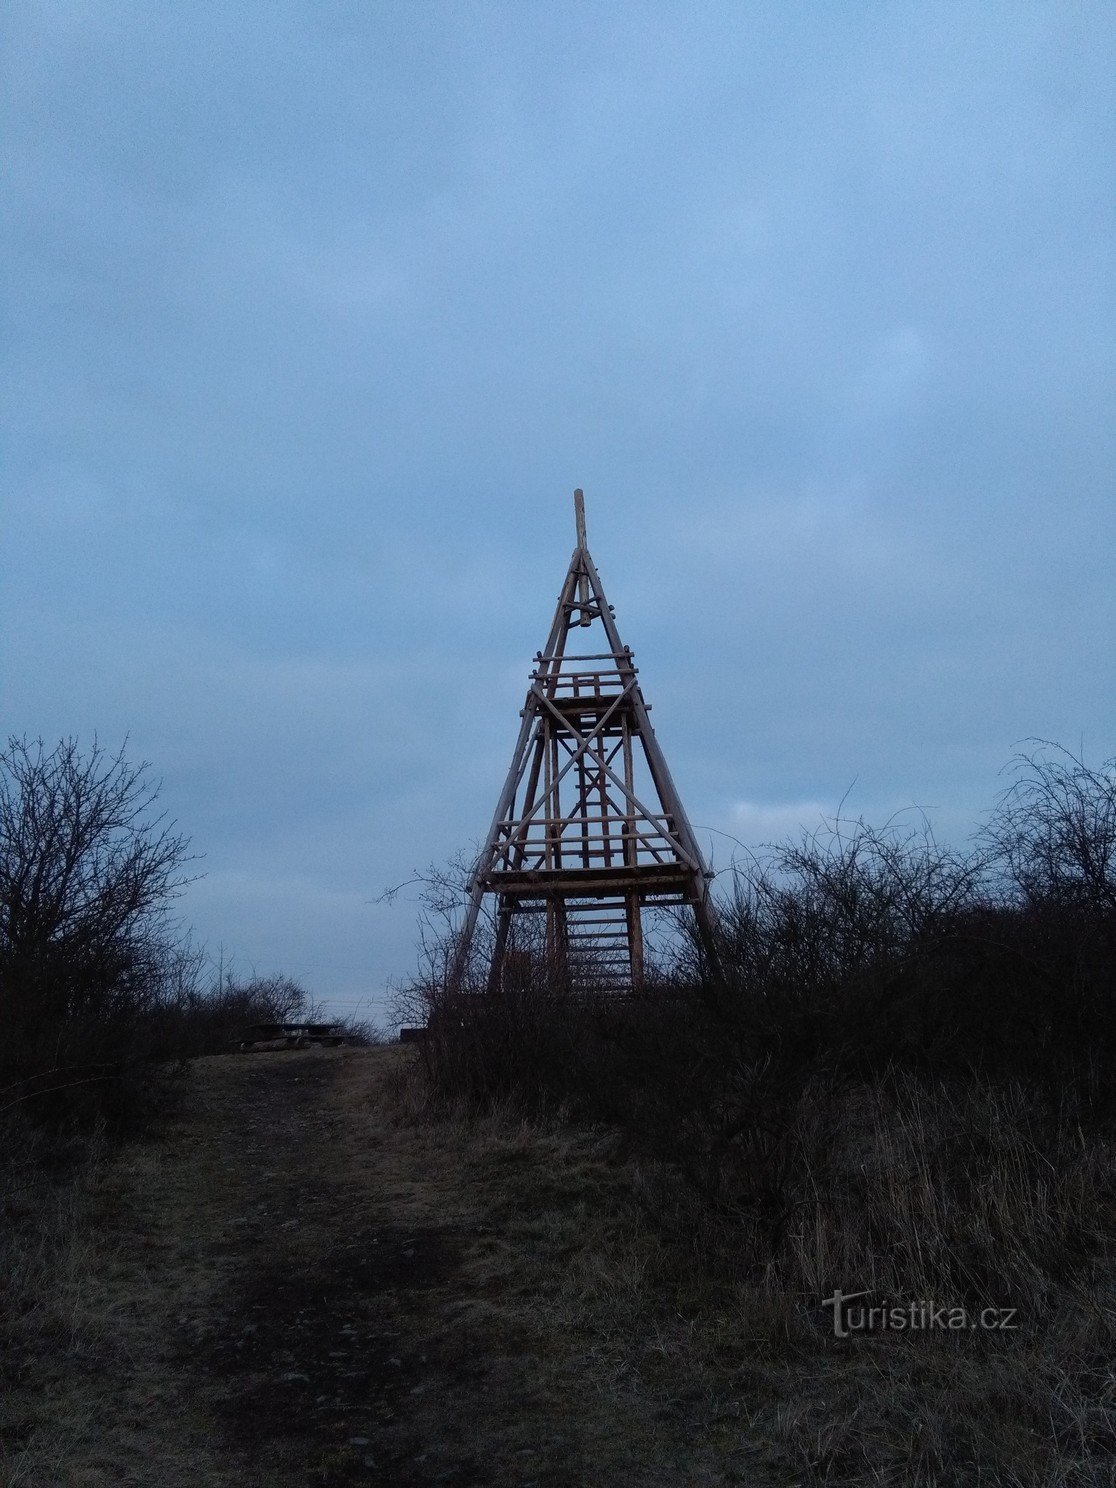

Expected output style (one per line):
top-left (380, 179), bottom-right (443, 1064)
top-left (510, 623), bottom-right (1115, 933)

top-left (482, 863), bottom-right (699, 899)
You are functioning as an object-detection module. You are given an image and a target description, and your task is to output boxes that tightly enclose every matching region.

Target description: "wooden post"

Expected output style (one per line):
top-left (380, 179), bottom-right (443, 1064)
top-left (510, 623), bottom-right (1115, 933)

top-left (574, 488), bottom-right (586, 547)
top-left (574, 489), bottom-right (591, 622)
top-left (625, 891), bottom-right (645, 990)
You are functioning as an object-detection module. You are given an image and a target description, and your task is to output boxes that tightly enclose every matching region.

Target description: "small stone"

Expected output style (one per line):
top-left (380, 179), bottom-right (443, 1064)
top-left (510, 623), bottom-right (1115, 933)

top-left (349, 1436), bottom-right (370, 1446)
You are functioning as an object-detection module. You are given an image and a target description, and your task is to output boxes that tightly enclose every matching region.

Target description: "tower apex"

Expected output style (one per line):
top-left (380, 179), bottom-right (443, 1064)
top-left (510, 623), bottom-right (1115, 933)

top-left (574, 488), bottom-right (586, 548)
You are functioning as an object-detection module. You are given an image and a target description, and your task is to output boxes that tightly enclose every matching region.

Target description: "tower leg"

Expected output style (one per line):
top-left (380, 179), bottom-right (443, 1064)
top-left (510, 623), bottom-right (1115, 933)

top-left (625, 892), bottom-right (645, 991)
top-left (545, 896), bottom-right (569, 994)
top-left (485, 903), bottom-right (513, 996)
top-left (691, 884), bottom-right (723, 994)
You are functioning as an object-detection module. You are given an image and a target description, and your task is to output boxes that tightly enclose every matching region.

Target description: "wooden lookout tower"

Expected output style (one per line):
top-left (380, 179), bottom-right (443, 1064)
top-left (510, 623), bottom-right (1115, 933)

top-left (453, 491), bottom-right (718, 996)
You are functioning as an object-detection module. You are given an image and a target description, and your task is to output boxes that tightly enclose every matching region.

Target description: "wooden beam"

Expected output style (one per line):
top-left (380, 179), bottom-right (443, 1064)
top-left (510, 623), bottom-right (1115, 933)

top-left (574, 489), bottom-right (591, 620)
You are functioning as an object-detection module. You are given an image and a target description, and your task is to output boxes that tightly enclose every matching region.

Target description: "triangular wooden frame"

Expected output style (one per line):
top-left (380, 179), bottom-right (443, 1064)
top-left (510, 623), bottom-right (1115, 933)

top-left (452, 490), bottom-right (718, 995)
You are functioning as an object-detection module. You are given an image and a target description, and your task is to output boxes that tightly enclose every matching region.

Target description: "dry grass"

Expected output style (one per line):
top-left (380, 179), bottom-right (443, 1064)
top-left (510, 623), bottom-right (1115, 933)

top-left (1, 1123), bottom-right (102, 1486)
top-left (365, 1052), bottom-right (1116, 1486)
top-left (3, 1047), bottom-right (1115, 1486)
top-left (0, 1085), bottom-right (251, 1487)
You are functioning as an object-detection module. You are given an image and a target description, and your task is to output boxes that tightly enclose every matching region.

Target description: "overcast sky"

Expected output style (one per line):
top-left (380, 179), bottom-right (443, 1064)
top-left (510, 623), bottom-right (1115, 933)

top-left (4, 2), bottom-right (1113, 1024)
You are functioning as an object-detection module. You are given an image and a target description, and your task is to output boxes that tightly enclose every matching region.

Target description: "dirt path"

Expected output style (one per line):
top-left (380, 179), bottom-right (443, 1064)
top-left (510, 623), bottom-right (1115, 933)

top-left (36, 1048), bottom-right (482, 1488)
top-left (6, 1047), bottom-right (752, 1488)
top-left (163, 1049), bottom-right (471, 1487)
top-left (7, 1047), bottom-right (763, 1488)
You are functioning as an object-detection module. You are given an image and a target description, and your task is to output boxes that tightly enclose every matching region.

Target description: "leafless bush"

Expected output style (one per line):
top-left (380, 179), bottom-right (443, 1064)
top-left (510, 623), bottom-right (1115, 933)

top-left (0, 736), bottom-right (196, 1130)
top-left (984, 742), bottom-right (1116, 912)
top-left (412, 747), bottom-right (1116, 1309)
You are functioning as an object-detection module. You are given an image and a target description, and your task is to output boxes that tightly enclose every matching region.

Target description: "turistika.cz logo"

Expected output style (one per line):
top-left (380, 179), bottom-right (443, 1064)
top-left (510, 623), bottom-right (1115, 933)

top-left (822, 1289), bottom-right (1018, 1338)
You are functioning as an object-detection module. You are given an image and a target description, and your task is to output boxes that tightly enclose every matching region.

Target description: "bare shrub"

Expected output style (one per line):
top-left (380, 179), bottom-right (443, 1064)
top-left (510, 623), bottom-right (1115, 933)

top-left (984, 742), bottom-right (1116, 912)
top-left (0, 737), bottom-right (195, 1130)
top-left (412, 747), bottom-right (1116, 1317)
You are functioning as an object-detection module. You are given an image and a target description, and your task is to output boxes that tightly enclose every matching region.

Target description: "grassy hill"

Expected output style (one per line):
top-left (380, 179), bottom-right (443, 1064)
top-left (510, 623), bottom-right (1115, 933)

top-left (3, 1044), bottom-right (1114, 1487)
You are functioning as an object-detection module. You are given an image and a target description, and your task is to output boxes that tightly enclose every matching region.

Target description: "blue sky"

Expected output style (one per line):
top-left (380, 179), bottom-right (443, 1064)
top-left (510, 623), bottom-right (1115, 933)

top-left (4, 2), bottom-right (1113, 1024)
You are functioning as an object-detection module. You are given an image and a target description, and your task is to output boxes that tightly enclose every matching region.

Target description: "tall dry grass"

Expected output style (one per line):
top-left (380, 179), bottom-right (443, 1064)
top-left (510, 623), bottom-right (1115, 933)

top-left (0, 1116), bottom-right (105, 1484)
top-left (399, 747), bottom-right (1116, 1481)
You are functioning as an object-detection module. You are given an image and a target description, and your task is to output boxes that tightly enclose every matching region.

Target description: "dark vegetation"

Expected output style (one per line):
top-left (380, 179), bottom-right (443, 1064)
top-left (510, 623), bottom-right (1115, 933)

top-left (0, 735), bottom-right (365, 1137)
top-left (408, 745), bottom-right (1116, 1313)
top-left (0, 735), bottom-right (195, 1132)
top-left (150, 965), bottom-right (360, 1059)
top-left (397, 746), bottom-right (1116, 1480)
top-left (0, 736), bottom-right (375, 1482)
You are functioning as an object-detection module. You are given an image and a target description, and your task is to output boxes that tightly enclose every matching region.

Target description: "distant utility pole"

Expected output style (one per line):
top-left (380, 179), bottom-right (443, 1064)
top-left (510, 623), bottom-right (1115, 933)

top-left (452, 489), bottom-right (719, 995)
